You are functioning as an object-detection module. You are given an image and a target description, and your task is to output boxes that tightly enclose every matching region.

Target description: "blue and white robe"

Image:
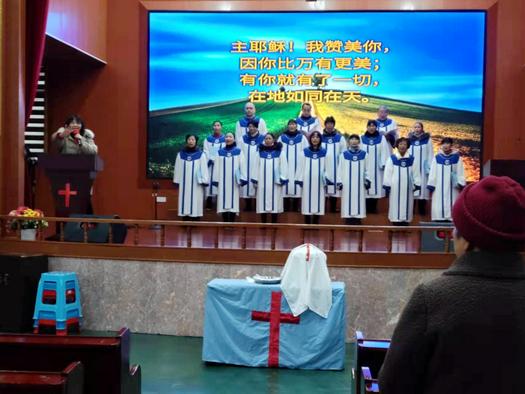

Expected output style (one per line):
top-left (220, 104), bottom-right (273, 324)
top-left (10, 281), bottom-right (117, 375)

top-left (383, 153), bottom-right (421, 223)
top-left (427, 151), bottom-right (466, 221)
top-left (252, 149), bottom-right (289, 214)
top-left (296, 116), bottom-right (321, 137)
top-left (296, 147), bottom-right (327, 216)
top-left (322, 132), bottom-right (347, 197)
top-left (173, 150), bottom-right (209, 217)
top-left (409, 133), bottom-right (434, 200)
top-left (203, 135), bottom-right (226, 198)
top-left (337, 150), bottom-right (369, 219)
top-left (235, 116), bottom-right (267, 143)
top-left (278, 132), bottom-right (308, 198)
top-left (376, 117), bottom-right (398, 150)
top-left (239, 133), bottom-right (265, 198)
top-left (213, 147), bottom-right (246, 214)
top-left (361, 133), bottom-right (390, 199)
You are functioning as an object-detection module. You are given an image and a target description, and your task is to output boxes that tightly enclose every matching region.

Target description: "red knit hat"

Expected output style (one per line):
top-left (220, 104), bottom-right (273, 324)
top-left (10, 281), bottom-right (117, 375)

top-left (452, 176), bottom-right (525, 251)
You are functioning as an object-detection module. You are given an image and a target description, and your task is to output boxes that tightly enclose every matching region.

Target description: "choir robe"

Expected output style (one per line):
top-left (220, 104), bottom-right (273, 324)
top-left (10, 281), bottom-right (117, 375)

top-left (321, 131), bottom-right (347, 197)
top-left (278, 132), bottom-right (308, 198)
top-left (383, 153), bottom-right (421, 223)
top-left (409, 132), bottom-right (434, 200)
top-left (234, 116), bottom-right (267, 142)
top-left (239, 133), bottom-right (265, 198)
top-left (173, 149), bottom-right (209, 217)
top-left (337, 149), bottom-right (370, 219)
top-left (376, 117), bottom-right (398, 150)
top-left (427, 151), bottom-right (466, 221)
top-left (213, 146), bottom-right (246, 214)
top-left (296, 116), bottom-right (321, 137)
top-left (361, 132), bottom-right (390, 199)
top-left (296, 147), bottom-right (327, 216)
top-left (203, 134), bottom-right (226, 197)
top-left (252, 147), bottom-right (289, 214)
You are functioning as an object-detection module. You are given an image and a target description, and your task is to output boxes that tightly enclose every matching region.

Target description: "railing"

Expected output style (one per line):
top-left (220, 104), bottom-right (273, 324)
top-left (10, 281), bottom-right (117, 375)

top-left (0, 215), bottom-right (455, 253)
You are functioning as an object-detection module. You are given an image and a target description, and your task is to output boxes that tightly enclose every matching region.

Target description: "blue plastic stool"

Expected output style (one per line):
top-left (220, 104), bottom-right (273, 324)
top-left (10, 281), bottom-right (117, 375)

top-left (33, 272), bottom-right (83, 335)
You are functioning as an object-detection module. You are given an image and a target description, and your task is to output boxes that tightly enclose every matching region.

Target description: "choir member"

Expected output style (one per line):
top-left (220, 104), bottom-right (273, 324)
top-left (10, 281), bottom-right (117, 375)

top-left (203, 120), bottom-right (225, 209)
top-left (235, 102), bottom-right (267, 142)
top-left (252, 133), bottom-right (288, 223)
top-left (321, 116), bottom-right (347, 213)
top-left (361, 120), bottom-right (390, 213)
top-left (296, 102), bottom-right (321, 137)
top-left (408, 121), bottom-right (434, 216)
top-left (51, 114), bottom-right (98, 154)
top-left (173, 134), bottom-right (209, 220)
top-left (213, 132), bottom-right (246, 223)
top-left (296, 131), bottom-right (327, 224)
top-left (278, 119), bottom-right (308, 212)
top-left (427, 137), bottom-right (466, 221)
top-left (337, 134), bottom-right (371, 225)
top-left (376, 105), bottom-right (399, 149)
top-left (383, 137), bottom-right (421, 225)
top-left (239, 119), bottom-right (265, 211)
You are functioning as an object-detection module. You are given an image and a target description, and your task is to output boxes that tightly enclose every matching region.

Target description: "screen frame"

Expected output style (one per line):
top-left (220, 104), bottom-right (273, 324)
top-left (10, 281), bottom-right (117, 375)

top-left (143, 8), bottom-right (488, 187)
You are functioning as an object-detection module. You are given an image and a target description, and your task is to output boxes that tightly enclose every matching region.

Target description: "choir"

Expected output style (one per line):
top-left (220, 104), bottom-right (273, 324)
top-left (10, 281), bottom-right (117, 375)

top-left (173, 103), bottom-right (467, 224)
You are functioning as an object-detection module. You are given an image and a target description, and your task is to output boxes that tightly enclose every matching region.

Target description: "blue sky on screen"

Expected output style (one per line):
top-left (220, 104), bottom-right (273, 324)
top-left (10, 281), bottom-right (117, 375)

top-left (149, 12), bottom-right (485, 112)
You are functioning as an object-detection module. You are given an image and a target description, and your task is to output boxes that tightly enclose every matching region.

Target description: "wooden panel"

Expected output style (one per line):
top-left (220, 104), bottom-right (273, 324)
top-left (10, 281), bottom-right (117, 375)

top-left (1, 0), bottom-right (26, 215)
top-left (47, 0), bottom-right (107, 62)
top-left (0, 240), bottom-right (455, 268)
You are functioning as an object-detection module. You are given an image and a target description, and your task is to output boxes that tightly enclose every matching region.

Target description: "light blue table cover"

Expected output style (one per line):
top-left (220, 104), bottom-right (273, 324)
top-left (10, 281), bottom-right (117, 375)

top-left (202, 279), bottom-right (346, 370)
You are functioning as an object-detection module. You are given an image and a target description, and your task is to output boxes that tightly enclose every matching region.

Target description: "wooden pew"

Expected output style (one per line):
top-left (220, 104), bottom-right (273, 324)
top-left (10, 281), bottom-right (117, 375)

top-left (0, 327), bottom-right (140, 394)
top-left (360, 366), bottom-right (380, 393)
top-left (354, 331), bottom-right (390, 394)
top-left (0, 361), bottom-right (83, 394)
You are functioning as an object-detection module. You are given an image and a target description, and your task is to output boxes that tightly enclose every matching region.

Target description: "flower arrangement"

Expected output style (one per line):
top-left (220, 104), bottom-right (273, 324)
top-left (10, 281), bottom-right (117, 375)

top-left (8, 206), bottom-right (49, 230)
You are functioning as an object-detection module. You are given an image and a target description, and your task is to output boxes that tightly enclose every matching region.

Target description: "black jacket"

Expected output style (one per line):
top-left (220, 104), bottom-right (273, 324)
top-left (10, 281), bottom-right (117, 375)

top-left (379, 251), bottom-right (525, 394)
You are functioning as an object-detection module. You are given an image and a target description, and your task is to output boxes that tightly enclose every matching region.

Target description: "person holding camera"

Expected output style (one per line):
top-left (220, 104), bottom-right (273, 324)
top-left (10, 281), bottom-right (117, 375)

top-left (51, 114), bottom-right (98, 154)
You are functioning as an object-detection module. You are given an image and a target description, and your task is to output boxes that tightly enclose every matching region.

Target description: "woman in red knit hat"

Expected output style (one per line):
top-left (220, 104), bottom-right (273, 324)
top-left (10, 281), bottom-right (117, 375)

top-left (379, 176), bottom-right (525, 394)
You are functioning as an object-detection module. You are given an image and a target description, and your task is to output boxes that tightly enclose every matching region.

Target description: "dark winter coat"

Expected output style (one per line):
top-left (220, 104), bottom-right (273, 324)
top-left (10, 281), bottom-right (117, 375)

top-left (379, 250), bottom-right (525, 394)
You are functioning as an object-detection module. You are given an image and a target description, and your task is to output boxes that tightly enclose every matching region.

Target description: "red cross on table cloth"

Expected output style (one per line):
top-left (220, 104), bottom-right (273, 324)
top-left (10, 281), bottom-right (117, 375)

top-left (58, 183), bottom-right (78, 208)
top-left (251, 291), bottom-right (300, 367)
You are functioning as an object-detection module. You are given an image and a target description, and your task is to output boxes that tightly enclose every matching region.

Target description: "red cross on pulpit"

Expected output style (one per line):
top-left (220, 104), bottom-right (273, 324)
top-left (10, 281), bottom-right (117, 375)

top-left (251, 291), bottom-right (300, 367)
top-left (58, 183), bottom-right (78, 208)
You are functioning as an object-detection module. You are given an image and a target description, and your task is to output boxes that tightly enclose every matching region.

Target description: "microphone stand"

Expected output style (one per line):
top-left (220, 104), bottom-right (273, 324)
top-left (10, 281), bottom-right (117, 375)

top-left (149, 182), bottom-right (161, 230)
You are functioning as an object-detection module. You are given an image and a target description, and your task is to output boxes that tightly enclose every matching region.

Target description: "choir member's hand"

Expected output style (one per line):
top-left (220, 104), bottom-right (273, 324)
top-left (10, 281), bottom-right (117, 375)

top-left (364, 179), bottom-right (371, 190)
top-left (413, 184), bottom-right (421, 192)
top-left (337, 183), bottom-right (343, 191)
top-left (383, 186), bottom-right (391, 197)
top-left (295, 180), bottom-right (303, 187)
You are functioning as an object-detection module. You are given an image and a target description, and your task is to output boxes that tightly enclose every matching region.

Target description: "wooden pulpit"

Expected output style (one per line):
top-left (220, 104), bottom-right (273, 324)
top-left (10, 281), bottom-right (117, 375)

top-left (38, 154), bottom-right (104, 217)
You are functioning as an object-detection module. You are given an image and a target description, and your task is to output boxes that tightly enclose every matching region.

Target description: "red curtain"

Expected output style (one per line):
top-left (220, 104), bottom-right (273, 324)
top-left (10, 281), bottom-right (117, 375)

top-left (25, 0), bottom-right (50, 124)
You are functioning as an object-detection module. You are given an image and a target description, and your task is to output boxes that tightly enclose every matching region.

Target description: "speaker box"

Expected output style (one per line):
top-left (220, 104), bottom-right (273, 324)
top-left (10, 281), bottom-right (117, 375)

top-left (419, 221), bottom-right (455, 252)
top-left (64, 214), bottom-right (127, 244)
top-left (0, 254), bottom-right (48, 332)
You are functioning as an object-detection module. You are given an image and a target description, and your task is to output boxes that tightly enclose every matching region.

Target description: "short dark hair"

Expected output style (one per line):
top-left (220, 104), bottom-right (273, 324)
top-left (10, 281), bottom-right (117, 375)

top-left (185, 134), bottom-right (199, 143)
top-left (366, 119), bottom-right (378, 128)
top-left (247, 119), bottom-right (259, 128)
top-left (324, 116), bottom-right (336, 125)
top-left (287, 119), bottom-right (297, 125)
top-left (64, 114), bottom-right (85, 135)
top-left (212, 120), bottom-right (222, 126)
top-left (441, 137), bottom-right (454, 145)
top-left (395, 137), bottom-right (410, 148)
top-left (348, 134), bottom-right (361, 141)
top-left (308, 130), bottom-right (322, 146)
top-left (302, 102), bottom-right (312, 109)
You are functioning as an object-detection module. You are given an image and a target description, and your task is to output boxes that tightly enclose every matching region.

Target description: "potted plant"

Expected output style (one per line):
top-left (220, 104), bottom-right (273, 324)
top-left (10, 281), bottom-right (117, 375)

top-left (8, 206), bottom-right (49, 240)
